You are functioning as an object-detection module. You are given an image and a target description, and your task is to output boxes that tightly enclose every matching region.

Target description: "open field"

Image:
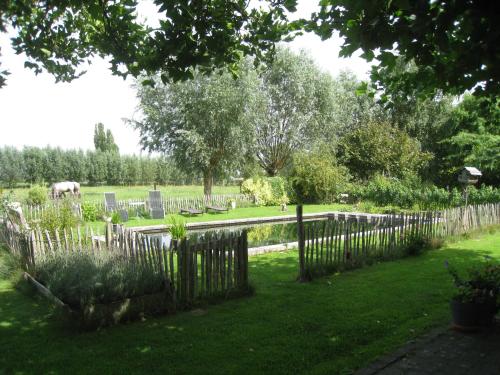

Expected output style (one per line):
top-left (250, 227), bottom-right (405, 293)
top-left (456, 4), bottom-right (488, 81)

top-left (1, 229), bottom-right (499, 374)
top-left (7, 184), bottom-right (242, 202)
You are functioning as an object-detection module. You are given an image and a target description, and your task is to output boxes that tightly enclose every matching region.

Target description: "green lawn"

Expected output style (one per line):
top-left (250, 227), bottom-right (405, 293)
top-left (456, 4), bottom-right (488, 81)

top-left (8, 184), bottom-right (241, 202)
top-left (1, 230), bottom-right (499, 374)
top-left (93, 203), bottom-right (355, 230)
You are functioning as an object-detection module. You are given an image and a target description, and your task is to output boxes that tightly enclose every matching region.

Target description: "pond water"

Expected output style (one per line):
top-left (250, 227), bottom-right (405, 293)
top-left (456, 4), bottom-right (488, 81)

top-left (146, 214), bottom-right (384, 249)
top-left (147, 220), bottom-right (313, 249)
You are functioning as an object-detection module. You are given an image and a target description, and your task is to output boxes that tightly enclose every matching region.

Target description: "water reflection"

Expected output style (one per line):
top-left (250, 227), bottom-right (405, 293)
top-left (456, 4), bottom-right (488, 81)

top-left (149, 221), bottom-right (303, 248)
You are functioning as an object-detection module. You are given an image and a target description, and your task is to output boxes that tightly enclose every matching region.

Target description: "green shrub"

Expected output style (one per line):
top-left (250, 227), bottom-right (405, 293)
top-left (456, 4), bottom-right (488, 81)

top-left (349, 175), bottom-right (500, 210)
top-left (26, 185), bottom-right (48, 206)
top-left (289, 150), bottom-right (350, 204)
top-left (241, 177), bottom-right (289, 206)
top-left (34, 252), bottom-right (165, 309)
top-left (38, 199), bottom-right (80, 237)
top-left (81, 202), bottom-right (99, 222)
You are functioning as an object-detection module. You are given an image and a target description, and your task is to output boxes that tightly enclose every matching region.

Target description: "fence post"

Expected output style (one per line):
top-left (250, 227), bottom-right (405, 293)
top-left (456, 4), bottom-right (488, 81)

top-left (297, 205), bottom-right (307, 282)
top-left (242, 229), bottom-right (248, 289)
top-left (105, 222), bottom-right (113, 249)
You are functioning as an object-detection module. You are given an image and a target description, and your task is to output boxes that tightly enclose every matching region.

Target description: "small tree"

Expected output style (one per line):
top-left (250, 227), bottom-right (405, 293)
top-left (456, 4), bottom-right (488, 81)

top-left (247, 48), bottom-right (336, 176)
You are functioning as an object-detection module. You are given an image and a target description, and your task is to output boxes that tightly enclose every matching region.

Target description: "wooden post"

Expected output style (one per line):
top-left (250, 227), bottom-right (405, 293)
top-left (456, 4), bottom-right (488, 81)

top-left (297, 205), bottom-right (307, 282)
top-left (105, 221), bottom-right (112, 249)
top-left (241, 229), bottom-right (248, 289)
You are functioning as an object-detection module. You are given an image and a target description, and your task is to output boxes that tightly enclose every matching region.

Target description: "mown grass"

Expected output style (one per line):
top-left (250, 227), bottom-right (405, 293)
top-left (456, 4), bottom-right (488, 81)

top-left (99, 203), bottom-right (355, 229)
top-left (1, 230), bottom-right (499, 374)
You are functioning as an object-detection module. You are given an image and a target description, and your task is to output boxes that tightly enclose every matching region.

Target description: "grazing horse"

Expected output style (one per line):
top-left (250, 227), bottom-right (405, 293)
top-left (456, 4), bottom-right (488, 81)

top-left (51, 181), bottom-right (81, 199)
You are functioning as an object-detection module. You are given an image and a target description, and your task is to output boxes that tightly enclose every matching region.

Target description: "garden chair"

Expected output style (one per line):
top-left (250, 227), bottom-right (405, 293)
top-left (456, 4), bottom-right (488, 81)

top-left (104, 192), bottom-right (128, 222)
top-left (148, 190), bottom-right (165, 219)
top-left (104, 192), bottom-right (117, 212)
top-left (206, 205), bottom-right (228, 213)
top-left (180, 208), bottom-right (203, 216)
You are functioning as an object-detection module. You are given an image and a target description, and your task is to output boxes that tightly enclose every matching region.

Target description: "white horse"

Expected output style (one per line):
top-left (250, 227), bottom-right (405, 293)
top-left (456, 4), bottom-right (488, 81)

top-left (51, 181), bottom-right (81, 199)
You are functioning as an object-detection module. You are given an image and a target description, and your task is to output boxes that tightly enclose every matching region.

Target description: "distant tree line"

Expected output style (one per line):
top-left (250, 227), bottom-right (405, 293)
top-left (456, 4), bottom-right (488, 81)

top-left (0, 146), bottom-right (200, 188)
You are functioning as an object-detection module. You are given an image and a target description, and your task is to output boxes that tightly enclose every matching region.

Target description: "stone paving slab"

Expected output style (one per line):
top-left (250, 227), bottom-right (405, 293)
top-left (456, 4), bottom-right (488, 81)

top-left (356, 320), bottom-right (500, 375)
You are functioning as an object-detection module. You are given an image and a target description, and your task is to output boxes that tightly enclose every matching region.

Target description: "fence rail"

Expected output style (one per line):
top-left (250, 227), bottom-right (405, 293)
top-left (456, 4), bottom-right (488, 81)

top-left (297, 203), bottom-right (500, 281)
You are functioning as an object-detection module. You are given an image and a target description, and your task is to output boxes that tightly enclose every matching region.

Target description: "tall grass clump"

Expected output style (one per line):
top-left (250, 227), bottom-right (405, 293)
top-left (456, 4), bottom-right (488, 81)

top-left (168, 216), bottom-right (187, 239)
top-left (34, 252), bottom-right (165, 309)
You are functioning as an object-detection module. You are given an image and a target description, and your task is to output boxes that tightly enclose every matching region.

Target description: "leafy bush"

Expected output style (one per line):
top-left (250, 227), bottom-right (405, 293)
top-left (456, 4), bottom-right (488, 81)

top-left (34, 252), bottom-right (165, 309)
top-left (347, 176), bottom-right (500, 210)
top-left (38, 199), bottom-right (80, 237)
top-left (81, 202), bottom-right (99, 222)
top-left (289, 151), bottom-right (350, 204)
top-left (26, 185), bottom-right (48, 206)
top-left (241, 177), bottom-right (289, 206)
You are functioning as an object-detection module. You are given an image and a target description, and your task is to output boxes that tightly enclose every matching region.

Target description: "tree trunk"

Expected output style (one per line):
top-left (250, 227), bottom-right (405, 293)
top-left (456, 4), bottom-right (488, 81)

top-left (203, 170), bottom-right (213, 197)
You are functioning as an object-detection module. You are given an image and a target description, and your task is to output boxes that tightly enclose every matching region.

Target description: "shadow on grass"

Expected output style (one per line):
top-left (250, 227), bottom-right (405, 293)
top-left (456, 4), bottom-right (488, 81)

top-left (0, 234), bottom-right (499, 374)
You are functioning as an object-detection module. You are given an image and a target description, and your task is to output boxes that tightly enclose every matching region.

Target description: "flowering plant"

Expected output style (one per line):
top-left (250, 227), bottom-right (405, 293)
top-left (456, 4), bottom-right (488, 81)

top-left (445, 258), bottom-right (500, 306)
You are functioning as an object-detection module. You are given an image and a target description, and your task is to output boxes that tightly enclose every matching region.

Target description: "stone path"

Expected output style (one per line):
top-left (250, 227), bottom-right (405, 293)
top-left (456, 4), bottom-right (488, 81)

top-left (356, 321), bottom-right (500, 375)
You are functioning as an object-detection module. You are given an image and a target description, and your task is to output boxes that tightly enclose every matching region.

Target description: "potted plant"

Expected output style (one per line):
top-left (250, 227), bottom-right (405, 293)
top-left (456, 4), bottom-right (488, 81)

top-left (445, 259), bottom-right (500, 330)
top-left (111, 211), bottom-right (122, 233)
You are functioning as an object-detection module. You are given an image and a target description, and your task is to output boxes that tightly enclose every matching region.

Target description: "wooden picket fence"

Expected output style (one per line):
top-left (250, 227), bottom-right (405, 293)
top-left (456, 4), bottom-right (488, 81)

top-left (297, 203), bottom-right (500, 281)
top-left (22, 193), bottom-right (253, 220)
top-left (0, 221), bottom-right (250, 307)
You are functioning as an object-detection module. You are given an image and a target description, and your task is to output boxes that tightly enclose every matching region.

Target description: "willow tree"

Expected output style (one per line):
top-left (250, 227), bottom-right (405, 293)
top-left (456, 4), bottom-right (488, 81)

top-left (131, 69), bottom-right (253, 196)
top-left (248, 48), bottom-right (335, 176)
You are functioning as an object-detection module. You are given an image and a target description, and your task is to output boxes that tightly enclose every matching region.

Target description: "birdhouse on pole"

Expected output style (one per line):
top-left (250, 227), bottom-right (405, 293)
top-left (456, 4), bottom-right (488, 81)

top-left (458, 167), bottom-right (482, 186)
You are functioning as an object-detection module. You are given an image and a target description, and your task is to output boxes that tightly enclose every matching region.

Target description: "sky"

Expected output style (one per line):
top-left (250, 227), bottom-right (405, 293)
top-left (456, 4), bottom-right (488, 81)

top-left (0, 1), bottom-right (373, 155)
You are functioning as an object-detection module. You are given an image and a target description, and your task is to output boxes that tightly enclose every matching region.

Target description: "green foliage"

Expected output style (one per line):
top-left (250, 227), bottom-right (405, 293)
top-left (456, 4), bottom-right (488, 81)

top-left (339, 121), bottom-right (432, 180)
top-left (111, 212), bottom-right (122, 225)
top-left (446, 259), bottom-right (500, 305)
top-left (25, 185), bottom-right (48, 206)
top-left (350, 176), bottom-right (500, 210)
top-left (93, 123), bottom-right (119, 153)
top-left (0, 145), bottom-right (199, 187)
top-left (168, 216), bottom-right (187, 240)
top-left (132, 68), bottom-right (254, 196)
top-left (241, 177), bottom-right (289, 206)
top-left (313, 1), bottom-right (499, 98)
top-left (34, 252), bottom-right (165, 309)
top-left (289, 150), bottom-right (350, 204)
top-left (0, 147), bottom-right (23, 187)
top-left (248, 47), bottom-right (337, 176)
top-left (38, 199), bottom-right (79, 237)
top-left (437, 95), bottom-right (500, 186)
top-left (81, 203), bottom-right (99, 222)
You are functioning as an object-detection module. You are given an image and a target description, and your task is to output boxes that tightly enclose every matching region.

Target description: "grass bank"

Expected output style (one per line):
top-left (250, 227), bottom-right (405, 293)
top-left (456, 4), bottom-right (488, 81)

top-left (1, 231), bottom-right (499, 374)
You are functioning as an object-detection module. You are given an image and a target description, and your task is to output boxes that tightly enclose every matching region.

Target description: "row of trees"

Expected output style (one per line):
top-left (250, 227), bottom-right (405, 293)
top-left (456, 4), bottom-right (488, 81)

top-left (2, 48), bottom-right (497, 195)
top-left (132, 47), bottom-right (500, 196)
top-left (0, 147), bottom-right (197, 187)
